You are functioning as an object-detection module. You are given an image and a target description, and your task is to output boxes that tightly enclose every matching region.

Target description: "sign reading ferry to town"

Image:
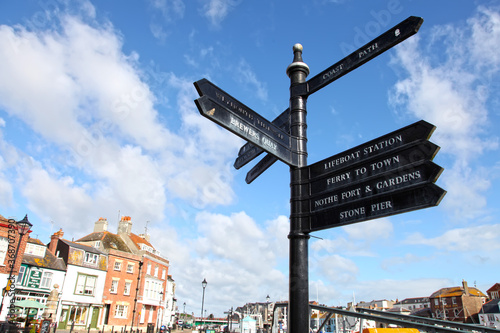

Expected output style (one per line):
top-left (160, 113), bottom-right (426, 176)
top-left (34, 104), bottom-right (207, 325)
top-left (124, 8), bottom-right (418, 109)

top-left (305, 120), bottom-right (446, 232)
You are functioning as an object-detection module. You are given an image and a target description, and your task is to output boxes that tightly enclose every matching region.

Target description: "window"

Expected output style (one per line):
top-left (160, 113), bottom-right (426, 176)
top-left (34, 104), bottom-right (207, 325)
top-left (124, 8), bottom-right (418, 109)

top-left (69, 306), bottom-right (88, 325)
top-left (154, 265), bottom-right (158, 277)
top-left (75, 274), bottom-right (97, 296)
top-left (147, 263), bottom-right (151, 275)
top-left (127, 263), bottom-right (134, 273)
top-left (114, 261), bottom-right (122, 271)
top-left (452, 297), bottom-right (457, 304)
top-left (94, 241), bottom-right (101, 248)
top-left (124, 281), bottom-right (131, 295)
top-left (25, 243), bottom-right (46, 257)
top-left (40, 271), bottom-right (53, 289)
top-left (115, 304), bottom-right (128, 318)
top-left (84, 253), bottom-right (98, 265)
top-left (110, 280), bottom-right (118, 294)
top-left (17, 266), bottom-right (26, 284)
top-left (162, 269), bottom-right (166, 280)
top-left (0, 237), bottom-right (8, 265)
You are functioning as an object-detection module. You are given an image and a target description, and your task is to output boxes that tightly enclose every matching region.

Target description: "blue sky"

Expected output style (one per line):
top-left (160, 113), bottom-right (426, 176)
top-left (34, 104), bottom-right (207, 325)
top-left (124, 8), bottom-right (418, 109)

top-left (1, 0), bottom-right (499, 317)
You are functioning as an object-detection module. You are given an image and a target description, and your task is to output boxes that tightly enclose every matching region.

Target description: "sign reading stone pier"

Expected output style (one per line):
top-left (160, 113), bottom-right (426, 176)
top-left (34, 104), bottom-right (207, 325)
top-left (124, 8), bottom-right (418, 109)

top-left (193, 16), bottom-right (445, 333)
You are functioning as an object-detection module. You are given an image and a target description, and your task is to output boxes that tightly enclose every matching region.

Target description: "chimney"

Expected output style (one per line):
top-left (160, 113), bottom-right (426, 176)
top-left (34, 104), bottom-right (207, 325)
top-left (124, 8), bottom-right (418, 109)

top-left (118, 216), bottom-right (132, 235)
top-left (94, 217), bottom-right (108, 232)
top-left (462, 280), bottom-right (470, 296)
top-left (48, 229), bottom-right (64, 255)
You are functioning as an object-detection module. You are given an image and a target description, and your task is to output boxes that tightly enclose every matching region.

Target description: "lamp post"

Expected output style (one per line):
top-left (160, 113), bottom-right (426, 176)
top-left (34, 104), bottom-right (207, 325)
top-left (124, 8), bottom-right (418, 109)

top-left (265, 295), bottom-right (270, 332)
top-left (201, 279), bottom-right (207, 330)
top-left (1, 215), bottom-right (32, 318)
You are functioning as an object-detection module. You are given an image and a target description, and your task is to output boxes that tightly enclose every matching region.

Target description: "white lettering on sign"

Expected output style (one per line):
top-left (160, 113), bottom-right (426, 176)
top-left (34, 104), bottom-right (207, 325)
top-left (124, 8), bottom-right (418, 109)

top-left (216, 92), bottom-right (254, 122)
top-left (358, 43), bottom-right (379, 58)
top-left (375, 170), bottom-right (421, 189)
top-left (261, 136), bottom-right (277, 151)
top-left (370, 155), bottom-right (400, 171)
top-left (324, 150), bottom-right (361, 171)
top-left (230, 116), bottom-right (259, 141)
top-left (326, 171), bottom-right (351, 186)
top-left (339, 207), bottom-right (366, 220)
top-left (370, 200), bottom-right (393, 212)
top-left (314, 195), bottom-right (338, 208)
top-left (322, 64), bottom-right (344, 81)
top-left (363, 135), bottom-right (402, 155)
top-left (341, 187), bottom-right (362, 200)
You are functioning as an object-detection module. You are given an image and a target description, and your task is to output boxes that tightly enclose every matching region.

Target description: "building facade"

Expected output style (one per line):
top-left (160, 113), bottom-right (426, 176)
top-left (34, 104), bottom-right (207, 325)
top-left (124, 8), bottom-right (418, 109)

top-left (48, 230), bottom-right (108, 329)
top-left (0, 214), bottom-right (31, 321)
top-left (429, 280), bottom-right (486, 322)
top-left (13, 237), bottom-right (66, 319)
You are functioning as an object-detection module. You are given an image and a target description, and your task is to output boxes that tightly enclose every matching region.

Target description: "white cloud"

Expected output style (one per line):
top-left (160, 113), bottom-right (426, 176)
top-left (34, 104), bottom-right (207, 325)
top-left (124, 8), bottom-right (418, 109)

top-left (201, 0), bottom-right (240, 27)
top-left (389, 7), bottom-right (500, 223)
top-left (404, 224), bottom-right (500, 253)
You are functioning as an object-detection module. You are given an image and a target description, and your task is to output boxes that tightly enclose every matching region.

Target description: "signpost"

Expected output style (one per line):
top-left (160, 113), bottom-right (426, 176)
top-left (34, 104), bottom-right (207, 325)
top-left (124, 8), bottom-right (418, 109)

top-left (235, 108), bottom-right (290, 169)
top-left (194, 81), bottom-right (299, 167)
top-left (193, 16), bottom-right (445, 333)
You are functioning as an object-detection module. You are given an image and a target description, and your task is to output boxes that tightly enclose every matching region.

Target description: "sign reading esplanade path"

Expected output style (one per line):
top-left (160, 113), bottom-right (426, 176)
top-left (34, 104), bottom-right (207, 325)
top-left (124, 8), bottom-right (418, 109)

top-left (194, 15), bottom-right (445, 333)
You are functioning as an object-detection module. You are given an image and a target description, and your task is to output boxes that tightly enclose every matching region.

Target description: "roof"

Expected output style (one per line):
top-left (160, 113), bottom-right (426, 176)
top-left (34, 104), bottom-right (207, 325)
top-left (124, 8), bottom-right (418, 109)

top-left (480, 299), bottom-right (500, 314)
top-left (487, 283), bottom-right (500, 293)
top-left (430, 286), bottom-right (486, 298)
top-left (59, 239), bottom-right (106, 255)
top-left (77, 232), bottom-right (132, 252)
top-left (395, 297), bottom-right (429, 305)
top-left (128, 232), bottom-right (155, 249)
top-left (22, 238), bottom-right (66, 271)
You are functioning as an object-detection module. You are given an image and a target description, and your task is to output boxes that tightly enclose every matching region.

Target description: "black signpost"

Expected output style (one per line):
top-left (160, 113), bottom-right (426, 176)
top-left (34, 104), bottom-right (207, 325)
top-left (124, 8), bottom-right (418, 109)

top-left (193, 16), bottom-right (445, 333)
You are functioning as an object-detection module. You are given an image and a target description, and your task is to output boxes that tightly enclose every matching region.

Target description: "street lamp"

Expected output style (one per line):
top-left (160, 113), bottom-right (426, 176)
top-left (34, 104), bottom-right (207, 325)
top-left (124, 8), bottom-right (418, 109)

top-left (201, 278), bottom-right (207, 330)
top-left (1, 215), bottom-right (32, 316)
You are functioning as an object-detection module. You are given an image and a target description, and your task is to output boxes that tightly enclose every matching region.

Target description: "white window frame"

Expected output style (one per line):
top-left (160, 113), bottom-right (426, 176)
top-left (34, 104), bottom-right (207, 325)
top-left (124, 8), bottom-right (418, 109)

top-left (127, 263), bottom-right (134, 273)
top-left (75, 274), bottom-right (97, 296)
top-left (110, 280), bottom-right (119, 294)
top-left (114, 261), bottom-right (122, 271)
top-left (84, 252), bottom-right (98, 265)
top-left (115, 304), bottom-right (128, 318)
top-left (0, 237), bottom-right (8, 266)
top-left (162, 269), bottom-right (166, 280)
top-left (124, 281), bottom-right (132, 295)
top-left (40, 271), bottom-right (53, 289)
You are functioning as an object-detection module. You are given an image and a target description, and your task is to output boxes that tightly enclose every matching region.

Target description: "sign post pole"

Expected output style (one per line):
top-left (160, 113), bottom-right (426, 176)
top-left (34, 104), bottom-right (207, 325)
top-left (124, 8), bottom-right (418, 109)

top-left (286, 44), bottom-right (310, 333)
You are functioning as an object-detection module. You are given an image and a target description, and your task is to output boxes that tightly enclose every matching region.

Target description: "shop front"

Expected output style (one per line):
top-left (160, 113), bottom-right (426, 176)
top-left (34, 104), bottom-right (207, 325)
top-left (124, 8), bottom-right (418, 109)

top-left (58, 302), bottom-right (101, 329)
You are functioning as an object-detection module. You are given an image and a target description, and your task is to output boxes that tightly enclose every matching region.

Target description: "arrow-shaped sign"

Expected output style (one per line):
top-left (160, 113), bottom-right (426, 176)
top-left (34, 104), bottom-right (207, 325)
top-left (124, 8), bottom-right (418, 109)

top-left (235, 108), bottom-right (289, 170)
top-left (195, 96), bottom-right (299, 166)
top-left (308, 183), bottom-right (446, 232)
top-left (292, 16), bottom-right (424, 97)
top-left (308, 141), bottom-right (440, 197)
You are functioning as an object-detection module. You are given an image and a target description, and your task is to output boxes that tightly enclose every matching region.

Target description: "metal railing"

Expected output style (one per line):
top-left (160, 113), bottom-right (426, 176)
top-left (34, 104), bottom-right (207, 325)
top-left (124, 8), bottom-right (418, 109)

top-left (269, 303), bottom-right (500, 333)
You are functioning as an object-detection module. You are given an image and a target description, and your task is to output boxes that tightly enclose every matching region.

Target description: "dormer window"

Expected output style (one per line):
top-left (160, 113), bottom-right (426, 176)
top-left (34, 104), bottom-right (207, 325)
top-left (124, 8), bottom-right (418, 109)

top-left (94, 241), bottom-right (101, 248)
top-left (25, 243), bottom-right (46, 257)
top-left (85, 252), bottom-right (98, 265)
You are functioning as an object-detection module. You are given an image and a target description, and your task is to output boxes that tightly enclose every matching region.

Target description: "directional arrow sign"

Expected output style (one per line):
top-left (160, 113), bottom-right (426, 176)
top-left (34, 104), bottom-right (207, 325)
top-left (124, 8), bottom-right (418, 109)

top-left (291, 16), bottom-right (424, 97)
top-left (308, 141), bottom-right (440, 197)
top-left (238, 108), bottom-right (290, 157)
top-left (308, 183), bottom-right (446, 232)
top-left (195, 96), bottom-right (299, 166)
top-left (245, 153), bottom-right (278, 184)
top-left (309, 161), bottom-right (443, 212)
top-left (307, 120), bottom-right (436, 179)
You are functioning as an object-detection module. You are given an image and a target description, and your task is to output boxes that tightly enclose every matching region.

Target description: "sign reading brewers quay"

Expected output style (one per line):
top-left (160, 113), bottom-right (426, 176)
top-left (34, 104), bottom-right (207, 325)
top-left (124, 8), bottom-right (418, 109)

top-left (193, 15), bottom-right (445, 333)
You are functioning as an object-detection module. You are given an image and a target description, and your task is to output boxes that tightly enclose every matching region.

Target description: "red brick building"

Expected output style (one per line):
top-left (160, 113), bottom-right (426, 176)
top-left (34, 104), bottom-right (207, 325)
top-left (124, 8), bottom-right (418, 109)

top-left (429, 280), bottom-right (487, 323)
top-left (77, 216), bottom-right (169, 330)
top-left (0, 214), bottom-right (32, 321)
